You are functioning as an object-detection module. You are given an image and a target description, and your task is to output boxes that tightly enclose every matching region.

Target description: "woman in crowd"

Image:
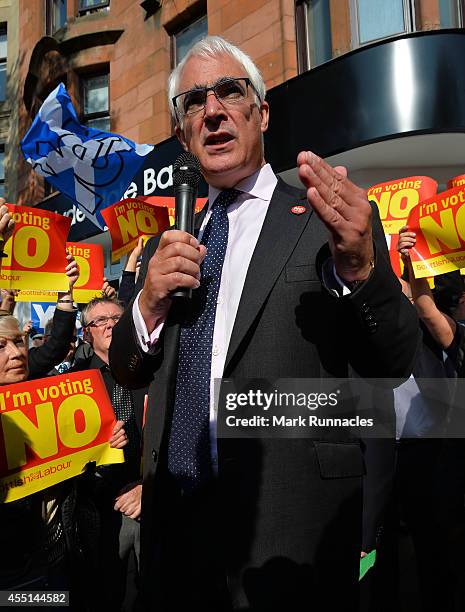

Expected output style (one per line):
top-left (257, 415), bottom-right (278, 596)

top-left (0, 314), bottom-right (127, 606)
top-left (0, 315), bottom-right (45, 591)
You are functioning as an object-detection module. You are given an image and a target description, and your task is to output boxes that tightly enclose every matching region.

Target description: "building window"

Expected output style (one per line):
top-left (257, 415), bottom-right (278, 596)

top-left (0, 146), bottom-right (5, 199)
top-left (439, 0), bottom-right (464, 26)
top-left (173, 15), bottom-right (208, 66)
top-left (78, 0), bottom-right (109, 15)
top-left (296, 0), bottom-right (465, 72)
top-left (0, 27), bottom-right (6, 102)
top-left (353, 0), bottom-right (411, 46)
top-left (296, 0), bottom-right (332, 72)
top-left (81, 73), bottom-right (110, 132)
top-left (45, 0), bottom-right (67, 34)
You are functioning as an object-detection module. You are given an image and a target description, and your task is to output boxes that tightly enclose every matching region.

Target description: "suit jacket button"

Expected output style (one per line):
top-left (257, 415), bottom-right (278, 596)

top-left (151, 449), bottom-right (158, 462)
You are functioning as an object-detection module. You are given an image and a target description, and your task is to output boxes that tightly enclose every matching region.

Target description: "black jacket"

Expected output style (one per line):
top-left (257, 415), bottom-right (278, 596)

top-left (28, 308), bottom-right (77, 380)
top-left (110, 178), bottom-right (419, 610)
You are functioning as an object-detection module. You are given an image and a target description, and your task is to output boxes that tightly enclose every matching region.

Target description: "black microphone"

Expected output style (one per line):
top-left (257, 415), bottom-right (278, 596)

top-left (172, 152), bottom-right (202, 299)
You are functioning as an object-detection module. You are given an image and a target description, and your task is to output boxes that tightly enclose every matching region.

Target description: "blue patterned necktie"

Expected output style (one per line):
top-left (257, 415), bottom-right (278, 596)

top-left (168, 188), bottom-right (240, 493)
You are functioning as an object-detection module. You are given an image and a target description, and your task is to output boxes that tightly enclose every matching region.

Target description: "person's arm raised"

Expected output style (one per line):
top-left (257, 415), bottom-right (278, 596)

top-left (398, 225), bottom-right (456, 349)
top-left (56, 253), bottom-right (79, 311)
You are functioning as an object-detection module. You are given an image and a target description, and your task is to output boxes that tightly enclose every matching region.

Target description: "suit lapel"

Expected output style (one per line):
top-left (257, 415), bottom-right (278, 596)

top-left (224, 180), bottom-right (312, 374)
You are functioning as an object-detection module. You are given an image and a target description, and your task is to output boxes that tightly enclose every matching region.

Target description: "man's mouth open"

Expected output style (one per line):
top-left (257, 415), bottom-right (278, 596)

top-left (204, 133), bottom-right (235, 149)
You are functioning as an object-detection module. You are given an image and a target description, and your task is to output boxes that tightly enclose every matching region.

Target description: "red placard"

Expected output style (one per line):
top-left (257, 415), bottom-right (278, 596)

top-left (447, 174), bottom-right (465, 190)
top-left (367, 176), bottom-right (437, 234)
top-left (102, 198), bottom-right (170, 262)
top-left (0, 370), bottom-right (123, 502)
top-left (407, 184), bottom-right (465, 277)
top-left (67, 242), bottom-right (104, 303)
top-left (0, 205), bottom-right (71, 290)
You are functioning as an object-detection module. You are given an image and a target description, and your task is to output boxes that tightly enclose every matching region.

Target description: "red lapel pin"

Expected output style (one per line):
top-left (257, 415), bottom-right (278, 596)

top-left (291, 205), bottom-right (306, 215)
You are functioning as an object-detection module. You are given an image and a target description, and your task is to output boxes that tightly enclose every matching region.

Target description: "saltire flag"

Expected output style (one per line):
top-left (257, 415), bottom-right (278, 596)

top-left (20, 83), bottom-right (154, 229)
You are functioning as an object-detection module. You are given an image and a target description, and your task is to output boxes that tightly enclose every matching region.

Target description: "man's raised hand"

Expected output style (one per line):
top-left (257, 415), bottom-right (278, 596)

top-left (297, 151), bottom-right (374, 283)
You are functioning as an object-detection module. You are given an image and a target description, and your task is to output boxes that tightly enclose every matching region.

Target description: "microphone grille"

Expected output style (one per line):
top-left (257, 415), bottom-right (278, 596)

top-left (173, 152), bottom-right (201, 188)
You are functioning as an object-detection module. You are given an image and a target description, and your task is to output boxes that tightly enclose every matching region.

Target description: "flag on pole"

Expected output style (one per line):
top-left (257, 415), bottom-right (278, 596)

top-left (21, 83), bottom-right (154, 229)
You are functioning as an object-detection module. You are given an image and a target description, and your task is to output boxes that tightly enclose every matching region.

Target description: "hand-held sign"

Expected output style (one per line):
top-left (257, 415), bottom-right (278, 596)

top-left (297, 151), bottom-right (374, 283)
top-left (0, 201), bottom-right (15, 246)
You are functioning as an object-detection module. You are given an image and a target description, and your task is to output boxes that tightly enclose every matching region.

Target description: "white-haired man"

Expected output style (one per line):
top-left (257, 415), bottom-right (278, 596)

top-left (110, 36), bottom-right (418, 611)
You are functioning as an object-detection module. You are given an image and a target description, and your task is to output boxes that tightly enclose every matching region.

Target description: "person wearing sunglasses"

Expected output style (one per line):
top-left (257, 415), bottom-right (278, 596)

top-left (110, 36), bottom-right (418, 612)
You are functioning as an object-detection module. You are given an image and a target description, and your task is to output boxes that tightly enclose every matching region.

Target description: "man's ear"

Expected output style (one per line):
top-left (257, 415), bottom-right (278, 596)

top-left (259, 100), bottom-right (269, 134)
top-left (175, 125), bottom-right (189, 151)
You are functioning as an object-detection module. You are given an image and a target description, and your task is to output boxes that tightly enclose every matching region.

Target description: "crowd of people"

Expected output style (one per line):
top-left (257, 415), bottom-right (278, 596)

top-left (0, 206), bottom-right (142, 610)
top-left (0, 34), bottom-right (464, 611)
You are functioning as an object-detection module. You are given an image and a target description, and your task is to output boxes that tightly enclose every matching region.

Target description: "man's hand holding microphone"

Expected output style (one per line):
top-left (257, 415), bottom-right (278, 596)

top-left (139, 153), bottom-right (205, 333)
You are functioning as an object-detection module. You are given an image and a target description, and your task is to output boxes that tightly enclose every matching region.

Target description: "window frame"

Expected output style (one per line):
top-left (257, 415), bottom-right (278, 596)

top-left (78, 0), bottom-right (109, 16)
top-left (295, 1), bottom-right (310, 73)
top-left (439, 0), bottom-right (465, 27)
top-left (0, 144), bottom-right (5, 200)
top-left (45, 0), bottom-right (67, 35)
top-left (172, 14), bottom-right (208, 68)
top-left (80, 71), bottom-right (110, 132)
top-left (0, 25), bottom-right (7, 103)
top-left (296, 0), bottom-right (465, 74)
top-left (350, 0), bottom-right (415, 48)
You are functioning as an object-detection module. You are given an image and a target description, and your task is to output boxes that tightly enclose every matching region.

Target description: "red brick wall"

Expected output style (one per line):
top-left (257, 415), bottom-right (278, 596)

top-left (17, 0), bottom-right (298, 204)
top-left (17, 0), bottom-right (47, 204)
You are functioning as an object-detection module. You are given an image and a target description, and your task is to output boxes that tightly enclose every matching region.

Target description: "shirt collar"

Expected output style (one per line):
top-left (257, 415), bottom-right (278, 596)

top-left (89, 352), bottom-right (108, 371)
top-left (207, 163), bottom-right (277, 207)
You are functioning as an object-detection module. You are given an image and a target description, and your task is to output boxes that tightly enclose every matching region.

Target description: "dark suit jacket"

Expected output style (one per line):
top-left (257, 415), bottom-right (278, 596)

top-left (110, 178), bottom-right (419, 610)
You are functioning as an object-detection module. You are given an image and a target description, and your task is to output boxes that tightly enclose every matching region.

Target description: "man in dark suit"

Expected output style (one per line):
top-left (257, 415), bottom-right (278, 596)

top-left (109, 36), bottom-right (418, 611)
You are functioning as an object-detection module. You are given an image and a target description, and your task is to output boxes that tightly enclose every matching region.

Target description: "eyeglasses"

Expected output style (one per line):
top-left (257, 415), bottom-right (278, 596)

top-left (87, 315), bottom-right (122, 328)
top-left (172, 77), bottom-right (260, 119)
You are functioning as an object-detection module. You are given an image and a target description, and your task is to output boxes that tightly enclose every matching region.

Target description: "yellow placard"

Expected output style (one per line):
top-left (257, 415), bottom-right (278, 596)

top-left (0, 205), bottom-right (71, 291)
top-left (407, 184), bottom-right (465, 278)
top-left (0, 370), bottom-right (123, 502)
top-left (367, 176), bottom-right (437, 235)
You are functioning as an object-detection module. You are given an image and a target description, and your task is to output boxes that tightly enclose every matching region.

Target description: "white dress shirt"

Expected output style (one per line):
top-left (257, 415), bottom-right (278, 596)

top-left (132, 163), bottom-right (278, 466)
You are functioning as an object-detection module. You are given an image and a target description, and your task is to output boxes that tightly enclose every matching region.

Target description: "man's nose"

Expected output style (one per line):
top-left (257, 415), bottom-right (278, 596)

top-left (204, 91), bottom-right (226, 118)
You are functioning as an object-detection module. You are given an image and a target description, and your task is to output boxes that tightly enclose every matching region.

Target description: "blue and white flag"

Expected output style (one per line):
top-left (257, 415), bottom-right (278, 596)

top-left (21, 83), bottom-right (154, 229)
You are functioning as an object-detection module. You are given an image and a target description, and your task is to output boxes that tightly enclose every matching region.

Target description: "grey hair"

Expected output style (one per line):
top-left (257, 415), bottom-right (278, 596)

top-left (0, 315), bottom-right (21, 338)
top-left (168, 35), bottom-right (266, 123)
top-left (81, 296), bottom-right (124, 327)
